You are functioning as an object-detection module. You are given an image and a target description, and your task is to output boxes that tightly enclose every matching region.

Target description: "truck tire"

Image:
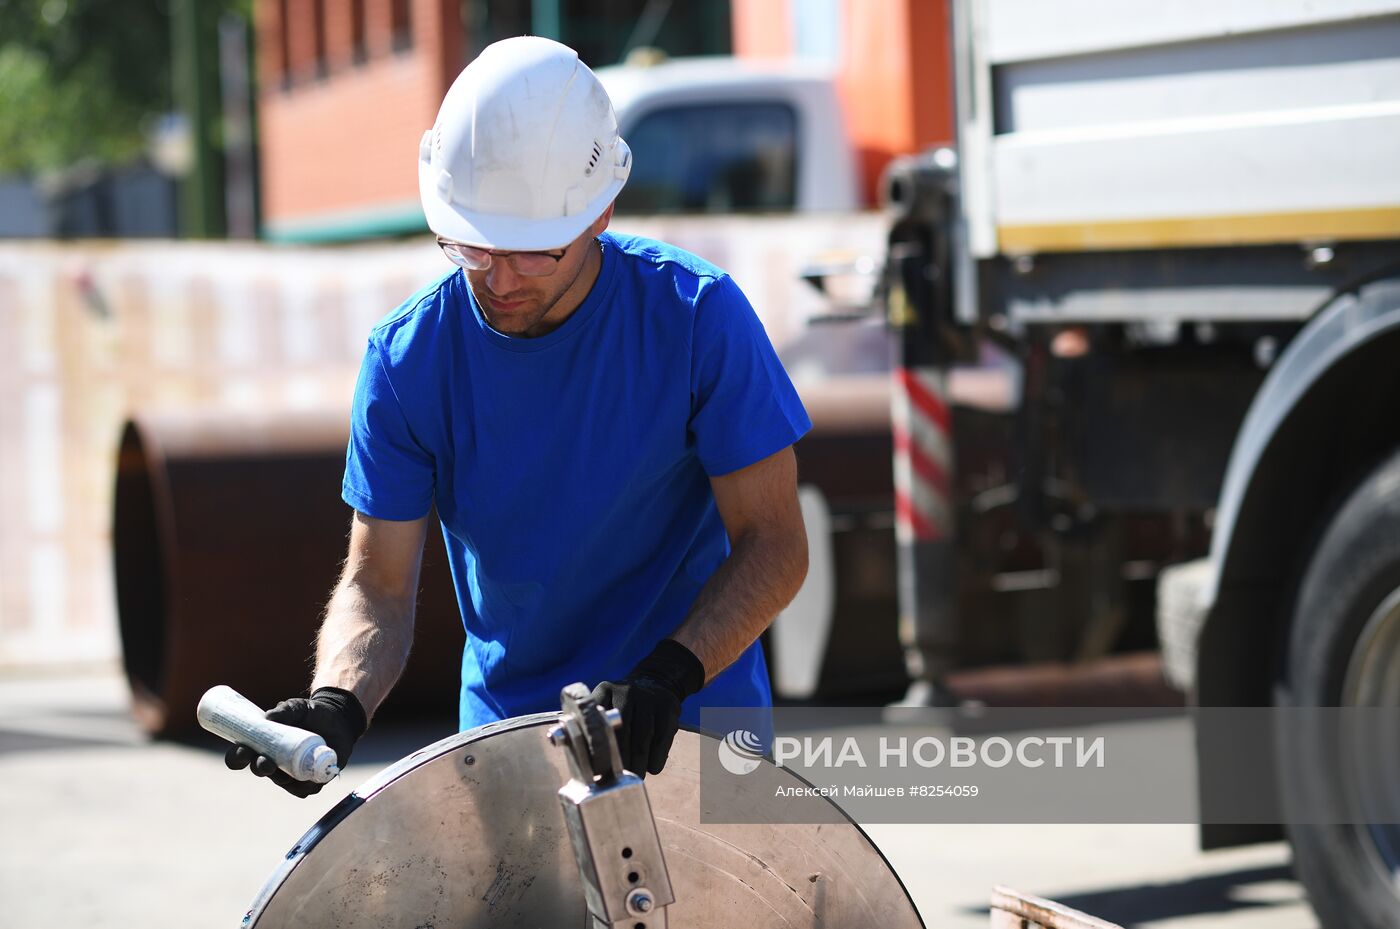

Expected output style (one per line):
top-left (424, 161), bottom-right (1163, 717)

top-left (1276, 447), bottom-right (1400, 929)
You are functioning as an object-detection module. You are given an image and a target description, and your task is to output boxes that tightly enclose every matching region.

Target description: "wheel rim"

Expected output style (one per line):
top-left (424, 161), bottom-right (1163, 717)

top-left (1341, 584), bottom-right (1400, 895)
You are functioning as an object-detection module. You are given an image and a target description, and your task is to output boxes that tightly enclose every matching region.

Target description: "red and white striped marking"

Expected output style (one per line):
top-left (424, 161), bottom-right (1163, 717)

top-left (891, 366), bottom-right (953, 543)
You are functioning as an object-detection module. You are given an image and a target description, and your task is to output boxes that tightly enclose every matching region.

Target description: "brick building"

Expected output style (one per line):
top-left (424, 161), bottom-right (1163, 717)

top-left (253, 0), bottom-right (944, 241)
top-left (255, 0), bottom-right (463, 241)
top-left (254, 0), bottom-right (731, 242)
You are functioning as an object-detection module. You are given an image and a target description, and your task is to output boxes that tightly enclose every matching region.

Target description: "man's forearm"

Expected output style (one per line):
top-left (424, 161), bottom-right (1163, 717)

top-left (311, 579), bottom-right (416, 720)
top-left (670, 525), bottom-right (808, 683)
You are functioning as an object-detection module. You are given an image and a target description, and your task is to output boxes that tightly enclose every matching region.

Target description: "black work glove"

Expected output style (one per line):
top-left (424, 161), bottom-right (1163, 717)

top-left (591, 639), bottom-right (705, 777)
top-left (224, 687), bottom-right (367, 798)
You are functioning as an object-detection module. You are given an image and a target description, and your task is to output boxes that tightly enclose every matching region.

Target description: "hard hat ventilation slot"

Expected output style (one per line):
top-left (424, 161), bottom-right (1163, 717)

top-left (584, 140), bottom-right (603, 177)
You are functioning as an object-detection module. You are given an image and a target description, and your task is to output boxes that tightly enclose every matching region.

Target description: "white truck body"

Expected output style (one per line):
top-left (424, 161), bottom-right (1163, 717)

top-left (924, 7), bottom-right (1400, 921)
top-left (959, 0), bottom-right (1400, 260)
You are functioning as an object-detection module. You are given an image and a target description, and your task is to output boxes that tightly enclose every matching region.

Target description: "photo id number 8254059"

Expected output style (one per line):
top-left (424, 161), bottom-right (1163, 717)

top-left (909, 784), bottom-right (979, 798)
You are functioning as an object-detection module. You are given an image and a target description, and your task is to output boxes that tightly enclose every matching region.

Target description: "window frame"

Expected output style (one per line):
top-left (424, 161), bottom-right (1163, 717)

top-left (615, 99), bottom-right (804, 216)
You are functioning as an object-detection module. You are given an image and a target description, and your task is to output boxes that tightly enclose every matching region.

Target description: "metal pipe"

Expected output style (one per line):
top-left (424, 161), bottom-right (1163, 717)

top-left (113, 384), bottom-right (900, 736)
top-left (113, 411), bottom-right (463, 737)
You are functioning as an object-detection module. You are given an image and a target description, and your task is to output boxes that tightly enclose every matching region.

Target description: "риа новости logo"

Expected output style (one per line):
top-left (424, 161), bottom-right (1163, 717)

top-left (718, 729), bottom-right (765, 775)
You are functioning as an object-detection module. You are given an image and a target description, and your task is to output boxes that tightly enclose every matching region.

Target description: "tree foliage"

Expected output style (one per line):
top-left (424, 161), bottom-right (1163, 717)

top-left (0, 0), bottom-right (247, 175)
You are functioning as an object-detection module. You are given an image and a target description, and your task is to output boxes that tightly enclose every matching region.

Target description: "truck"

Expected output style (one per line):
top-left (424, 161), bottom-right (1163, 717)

top-left (861, 3), bottom-right (1400, 928)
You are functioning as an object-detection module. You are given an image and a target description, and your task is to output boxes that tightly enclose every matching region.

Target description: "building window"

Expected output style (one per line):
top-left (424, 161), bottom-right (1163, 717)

top-left (470, 1), bottom-right (729, 66)
top-left (616, 103), bottom-right (799, 214)
top-left (276, 0), bottom-right (292, 90)
top-left (391, 0), bottom-right (413, 52)
top-left (312, 0), bottom-right (328, 78)
top-left (350, 0), bottom-right (368, 65)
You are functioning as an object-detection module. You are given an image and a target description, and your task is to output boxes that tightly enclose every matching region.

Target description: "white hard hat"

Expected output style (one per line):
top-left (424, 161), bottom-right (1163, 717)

top-left (418, 36), bottom-right (632, 251)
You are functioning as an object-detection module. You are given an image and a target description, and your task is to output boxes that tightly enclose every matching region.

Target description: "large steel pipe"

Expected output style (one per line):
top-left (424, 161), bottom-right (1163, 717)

top-left (114, 382), bottom-right (899, 737)
top-left (786, 376), bottom-right (905, 694)
top-left (114, 411), bottom-right (464, 737)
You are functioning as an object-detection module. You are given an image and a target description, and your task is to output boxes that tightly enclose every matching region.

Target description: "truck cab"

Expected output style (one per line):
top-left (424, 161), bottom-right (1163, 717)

top-left (597, 55), bottom-right (860, 216)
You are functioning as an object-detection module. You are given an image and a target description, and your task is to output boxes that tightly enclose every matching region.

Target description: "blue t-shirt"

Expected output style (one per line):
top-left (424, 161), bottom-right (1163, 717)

top-left (342, 232), bottom-right (812, 731)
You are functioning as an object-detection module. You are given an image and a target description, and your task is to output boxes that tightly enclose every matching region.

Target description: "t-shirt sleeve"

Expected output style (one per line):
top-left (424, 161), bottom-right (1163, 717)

top-left (341, 338), bottom-right (436, 520)
top-left (689, 275), bottom-right (813, 476)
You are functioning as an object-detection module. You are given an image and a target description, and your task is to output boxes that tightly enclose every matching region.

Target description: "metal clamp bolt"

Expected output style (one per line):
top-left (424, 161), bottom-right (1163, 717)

top-left (626, 889), bottom-right (655, 915)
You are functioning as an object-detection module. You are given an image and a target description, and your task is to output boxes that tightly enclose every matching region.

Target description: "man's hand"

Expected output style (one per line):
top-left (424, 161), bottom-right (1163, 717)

top-left (225, 687), bottom-right (367, 798)
top-left (591, 639), bottom-right (705, 777)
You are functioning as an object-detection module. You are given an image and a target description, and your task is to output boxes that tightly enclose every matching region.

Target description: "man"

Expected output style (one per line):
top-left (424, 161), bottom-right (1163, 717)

top-left (227, 36), bottom-right (809, 796)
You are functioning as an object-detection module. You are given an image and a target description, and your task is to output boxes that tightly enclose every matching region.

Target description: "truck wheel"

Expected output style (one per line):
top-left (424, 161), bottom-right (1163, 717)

top-left (1277, 448), bottom-right (1400, 929)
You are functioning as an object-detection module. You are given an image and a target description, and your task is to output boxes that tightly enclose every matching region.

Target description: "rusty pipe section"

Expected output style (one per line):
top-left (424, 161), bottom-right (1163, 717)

top-left (114, 382), bottom-right (898, 737)
top-left (790, 373), bottom-right (893, 505)
top-left (113, 411), bottom-right (464, 737)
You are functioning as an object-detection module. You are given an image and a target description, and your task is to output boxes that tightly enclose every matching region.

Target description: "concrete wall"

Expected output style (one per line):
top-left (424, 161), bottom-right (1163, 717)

top-left (0, 214), bottom-right (886, 669)
top-left (0, 239), bottom-right (445, 668)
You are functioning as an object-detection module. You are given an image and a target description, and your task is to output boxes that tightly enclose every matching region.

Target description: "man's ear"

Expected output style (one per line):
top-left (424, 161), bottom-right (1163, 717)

top-left (591, 202), bottom-right (615, 236)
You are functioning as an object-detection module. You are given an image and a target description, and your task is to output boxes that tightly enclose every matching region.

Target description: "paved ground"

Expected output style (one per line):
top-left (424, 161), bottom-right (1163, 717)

top-left (0, 667), bottom-right (1316, 928)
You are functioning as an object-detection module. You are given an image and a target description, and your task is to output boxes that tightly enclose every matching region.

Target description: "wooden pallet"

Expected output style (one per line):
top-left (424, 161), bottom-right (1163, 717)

top-left (990, 887), bottom-right (1123, 929)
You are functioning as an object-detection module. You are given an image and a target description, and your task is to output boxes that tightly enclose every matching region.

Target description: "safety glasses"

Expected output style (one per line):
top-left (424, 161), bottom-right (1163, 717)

top-left (437, 238), bottom-right (567, 277)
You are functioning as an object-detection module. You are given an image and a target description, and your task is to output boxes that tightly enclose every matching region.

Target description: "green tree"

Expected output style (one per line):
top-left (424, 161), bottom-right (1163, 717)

top-left (0, 0), bottom-right (247, 175)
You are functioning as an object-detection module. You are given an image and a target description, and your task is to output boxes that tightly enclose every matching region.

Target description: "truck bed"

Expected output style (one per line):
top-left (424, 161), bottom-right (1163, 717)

top-left (958, 0), bottom-right (1400, 256)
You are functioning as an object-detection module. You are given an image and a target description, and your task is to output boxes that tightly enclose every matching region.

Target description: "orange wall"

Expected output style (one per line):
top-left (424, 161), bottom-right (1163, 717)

top-left (839, 0), bottom-right (955, 204)
top-left (731, 0), bottom-right (794, 59)
top-left (260, 56), bottom-right (441, 223)
top-left (907, 0), bottom-right (956, 149)
top-left (732, 0), bottom-right (955, 206)
top-left (256, 0), bottom-right (462, 230)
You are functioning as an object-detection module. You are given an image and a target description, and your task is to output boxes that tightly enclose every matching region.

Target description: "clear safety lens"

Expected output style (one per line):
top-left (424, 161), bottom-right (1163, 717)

top-left (437, 239), bottom-right (563, 277)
